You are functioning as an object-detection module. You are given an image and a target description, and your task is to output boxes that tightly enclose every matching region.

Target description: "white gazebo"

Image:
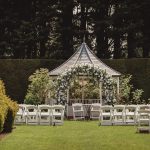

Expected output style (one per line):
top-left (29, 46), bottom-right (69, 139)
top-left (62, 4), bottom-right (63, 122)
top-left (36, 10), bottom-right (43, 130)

top-left (49, 42), bottom-right (121, 106)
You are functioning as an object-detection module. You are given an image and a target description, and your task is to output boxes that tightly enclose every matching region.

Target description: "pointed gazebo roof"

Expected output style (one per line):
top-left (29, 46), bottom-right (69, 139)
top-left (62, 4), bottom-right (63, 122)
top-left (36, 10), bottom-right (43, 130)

top-left (49, 42), bottom-right (121, 76)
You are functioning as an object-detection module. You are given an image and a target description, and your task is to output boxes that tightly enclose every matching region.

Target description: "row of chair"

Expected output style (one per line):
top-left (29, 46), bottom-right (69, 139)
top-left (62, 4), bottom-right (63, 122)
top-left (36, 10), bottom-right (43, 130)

top-left (72, 103), bottom-right (150, 126)
top-left (99, 105), bottom-right (150, 126)
top-left (15, 104), bottom-right (65, 126)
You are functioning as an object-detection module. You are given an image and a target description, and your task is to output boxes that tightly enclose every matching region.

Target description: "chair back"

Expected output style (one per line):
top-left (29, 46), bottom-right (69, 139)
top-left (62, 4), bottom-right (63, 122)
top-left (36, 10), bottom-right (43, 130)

top-left (17, 105), bottom-right (25, 115)
top-left (114, 105), bottom-right (125, 114)
top-left (125, 105), bottom-right (137, 113)
top-left (25, 105), bottom-right (38, 114)
top-left (101, 105), bottom-right (113, 114)
top-left (72, 103), bottom-right (84, 112)
top-left (52, 105), bottom-right (65, 115)
top-left (91, 103), bottom-right (101, 111)
top-left (138, 105), bottom-right (150, 111)
top-left (38, 105), bottom-right (51, 114)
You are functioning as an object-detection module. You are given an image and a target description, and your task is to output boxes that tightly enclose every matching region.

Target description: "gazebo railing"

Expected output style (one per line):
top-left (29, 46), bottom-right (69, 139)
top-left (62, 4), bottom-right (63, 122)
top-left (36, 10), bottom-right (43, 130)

top-left (68, 99), bottom-right (101, 105)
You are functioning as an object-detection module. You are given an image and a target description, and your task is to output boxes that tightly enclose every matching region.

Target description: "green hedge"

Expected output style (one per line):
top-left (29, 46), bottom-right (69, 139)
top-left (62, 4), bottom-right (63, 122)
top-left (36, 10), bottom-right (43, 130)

top-left (0, 59), bottom-right (149, 103)
top-left (0, 59), bottom-right (64, 103)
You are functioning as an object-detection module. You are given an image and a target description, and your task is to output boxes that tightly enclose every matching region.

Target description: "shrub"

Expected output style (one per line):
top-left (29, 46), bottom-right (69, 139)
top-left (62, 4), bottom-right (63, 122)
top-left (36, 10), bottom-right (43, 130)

top-left (118, 75), bottom-right (144, 104)
top-left (0, 101), bottom-right (7, 133)
top-left (0, 80), bottom-right (18, 133)
top-left (25, 68), bottom-right (54, 105)
top-left (0, 80), bottom-right (7, 132)
top-left (132, 89), bottom-right (144, 104)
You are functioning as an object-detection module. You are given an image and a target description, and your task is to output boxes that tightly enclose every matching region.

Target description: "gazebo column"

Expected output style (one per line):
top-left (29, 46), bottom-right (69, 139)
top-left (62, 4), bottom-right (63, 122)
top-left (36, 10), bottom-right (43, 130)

top-left (117, 77), bottom-right (120, 96)
top-left (66, 88), bottom-right (70, 118)
top-left (81, 76), bottom-right (84, 103)
top-left (99, 81), bottom-right (102, 105)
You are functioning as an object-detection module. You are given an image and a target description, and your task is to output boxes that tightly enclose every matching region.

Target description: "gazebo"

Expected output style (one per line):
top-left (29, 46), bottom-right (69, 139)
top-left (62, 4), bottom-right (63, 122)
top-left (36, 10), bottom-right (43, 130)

top-left (49, 42), bottom-right (121, 106)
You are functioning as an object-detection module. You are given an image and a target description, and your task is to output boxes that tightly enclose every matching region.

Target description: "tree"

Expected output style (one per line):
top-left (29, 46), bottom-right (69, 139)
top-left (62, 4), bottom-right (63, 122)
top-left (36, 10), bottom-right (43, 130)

top-left (0, 0), bottom-right (150, 59)
top-left (25, 68), bottom-right (54, 105)
top-left (141, 1), bottom-right (150, 58)
top-left (60, 0), bottom-right (74, 59)
top-left (93, 0), bottom-right (111, 58)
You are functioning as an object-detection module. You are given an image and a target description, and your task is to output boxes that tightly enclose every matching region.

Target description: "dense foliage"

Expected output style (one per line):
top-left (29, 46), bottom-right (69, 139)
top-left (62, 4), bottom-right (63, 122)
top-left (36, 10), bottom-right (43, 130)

top-left (25, 68), bottom-right (54, 105)
top-left (0, 80), bottom-right (18, 133)
top-left (0, 0), bottom-right (150, 59)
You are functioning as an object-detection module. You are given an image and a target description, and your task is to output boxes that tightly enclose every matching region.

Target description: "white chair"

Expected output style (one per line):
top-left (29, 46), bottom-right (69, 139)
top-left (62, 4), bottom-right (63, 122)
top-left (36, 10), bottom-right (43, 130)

top-left (113, 105), bottom-right (125, 125)
top-left (124, 105), bottom-right (137, 125)
top-left (137, 107), bottom-right (150, 133)
top-left (25, 105), bottom-right (38, 125)
top-left (72, 103), bottom-right (85, 120)
top-left (137, 105), bottom-right (150, 123)
top-left (38, 105), bottom-right (52, 125)
top-left (52, 105), bottom-right (65, 126)
top-left (15, 105), bottom-right (26, 124)
top-left (99, 105), bottom-right (113, 126)
top-left (90, 103), bottom-right (101, 120)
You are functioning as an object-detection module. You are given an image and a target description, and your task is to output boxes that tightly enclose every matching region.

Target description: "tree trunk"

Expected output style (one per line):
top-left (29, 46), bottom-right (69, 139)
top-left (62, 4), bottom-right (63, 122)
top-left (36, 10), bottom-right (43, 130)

top-left (113, 4), bottom-right (122, 59)
top-left (95, 1), bottom-right (109, 58)
top-left (80, 1), bottom-right (87, 42)
top-left (61, 0), bottom-right (73, 59)
top-left (142, 2), bottom-right (150, 58)
top-left (127, 31), bottom-right (136, 58)
top-left (40, 40), bottom-right (46, 58)
top-left (114, 34), bottom-right (121, 59)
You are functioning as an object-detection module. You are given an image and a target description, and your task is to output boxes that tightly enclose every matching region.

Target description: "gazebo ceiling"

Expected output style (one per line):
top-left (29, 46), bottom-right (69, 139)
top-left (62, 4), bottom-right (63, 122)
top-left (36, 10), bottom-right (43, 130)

top-left (49, 42), bottom-right (121, 76)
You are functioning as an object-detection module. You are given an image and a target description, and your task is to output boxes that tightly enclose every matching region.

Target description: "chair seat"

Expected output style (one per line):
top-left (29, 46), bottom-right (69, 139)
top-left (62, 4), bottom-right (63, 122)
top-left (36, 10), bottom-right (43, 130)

top-left (125, 112), bottom-right (135, 116)
top-left (27, 112), bottom-right (37, 116)
top-left (53, 112), bottom-right (61, 116)
top-left (16, 112), bottom-right (23, 116)
top-left (91, 110), bottom-right (100, 112)
top-left (101, 113), bottom-right (112, 116)
top-left (39, 112), bottom-right (50, 116)
top-left (74, 110), bottom-right (84, 113)
top-left (114, 113), bottom-right (124, 116)
top-left (139, 119), bottom-right (150, 121)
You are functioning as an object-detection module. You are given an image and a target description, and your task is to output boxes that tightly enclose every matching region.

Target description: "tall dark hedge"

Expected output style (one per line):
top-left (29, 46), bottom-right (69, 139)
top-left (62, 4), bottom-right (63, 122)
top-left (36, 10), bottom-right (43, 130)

top-left (0, 59), bottom-right (149, 103)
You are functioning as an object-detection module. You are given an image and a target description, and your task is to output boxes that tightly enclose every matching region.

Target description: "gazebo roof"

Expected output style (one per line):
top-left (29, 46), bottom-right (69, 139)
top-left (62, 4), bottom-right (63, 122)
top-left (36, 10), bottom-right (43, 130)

top-left (49, 42), bottom-right (121, 76)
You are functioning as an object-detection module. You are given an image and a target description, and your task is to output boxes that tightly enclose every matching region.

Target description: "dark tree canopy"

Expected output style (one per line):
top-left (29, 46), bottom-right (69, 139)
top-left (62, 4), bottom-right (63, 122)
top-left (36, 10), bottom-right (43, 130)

top-left (0, 0), bottom-right (150, 59)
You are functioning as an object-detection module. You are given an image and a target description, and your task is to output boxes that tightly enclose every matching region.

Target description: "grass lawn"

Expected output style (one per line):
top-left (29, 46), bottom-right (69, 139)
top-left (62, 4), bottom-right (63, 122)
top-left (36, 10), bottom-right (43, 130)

top-left (0, 121), bottom-right (150, 150)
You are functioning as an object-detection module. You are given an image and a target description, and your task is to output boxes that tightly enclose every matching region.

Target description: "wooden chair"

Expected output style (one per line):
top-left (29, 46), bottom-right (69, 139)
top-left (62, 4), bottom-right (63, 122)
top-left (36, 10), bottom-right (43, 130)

top-left (15, 104), bottom-right (26, 124)
top-left (137, 107), bottom-right (150, 133)
top-left (90, 103), bottom-right (101, 120)
top-left (25, 105), bottom-right (38, 125)
top-left (72, 103), bottom-right (85, 120)
top-left (38, 105), bottom-right (52, 125)
top-left (124, 105), bottom-right (137, 125)
top-left (113, 105), bottom-right (125, 125)
top-left (99, 105), bottom-right (113, 126)
top-left (52, 105), bottom-right (65, 126)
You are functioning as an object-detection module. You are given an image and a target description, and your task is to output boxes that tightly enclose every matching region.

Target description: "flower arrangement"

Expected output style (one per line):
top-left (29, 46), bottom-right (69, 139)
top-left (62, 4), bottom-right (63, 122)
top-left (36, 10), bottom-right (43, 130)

top-left (55, 64), bottom-right (116, 104)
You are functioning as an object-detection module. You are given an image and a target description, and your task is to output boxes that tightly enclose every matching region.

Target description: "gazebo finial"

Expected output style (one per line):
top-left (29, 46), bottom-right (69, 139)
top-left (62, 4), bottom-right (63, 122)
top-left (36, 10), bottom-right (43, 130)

top-left (83, 21), bottom-right (87, 43)
top-left (83, 35), bottom-right (86, 43)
